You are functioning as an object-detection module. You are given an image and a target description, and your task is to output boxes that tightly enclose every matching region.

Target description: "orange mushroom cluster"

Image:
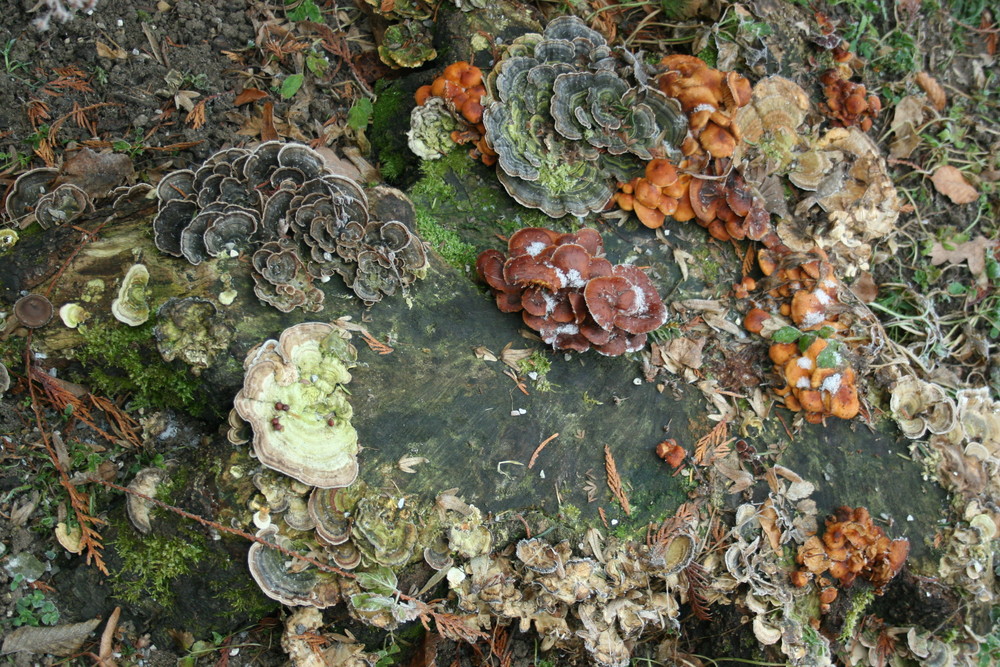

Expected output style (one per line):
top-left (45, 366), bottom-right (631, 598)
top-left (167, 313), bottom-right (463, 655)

top-left (657, 55), bottom-right (752, 160)
top-left (743, 250), bottom-right (860, 422)
top-left (476, 227), bottom-right (667, 356)
top-left (819, 69), bottom-right (882, 132)
top-left (793, 506), bottom-right (910, 611)
top-left (415, 61), bottom-right (497, 165)
top-left (615, 158), bottom-right (770, 242)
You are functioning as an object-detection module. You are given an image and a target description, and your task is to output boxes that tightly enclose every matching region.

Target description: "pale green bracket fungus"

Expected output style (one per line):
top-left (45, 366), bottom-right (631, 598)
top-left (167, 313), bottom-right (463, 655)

top-left (0, 229), bottom-right (19, 252)
top-left (234, 322), bottom-right (360, 489)
top-left (110, 263), bottom-right (151, 327)
top-left (407, 98), bottom-right (460, 160)
top-left (482, 15), bottom-right (686, 218)
top-left (58, 303), bottom-right (90, 329)
top-left (154, 297), bottom-right (232, 374)
top-left (377, 19), bottom-right (437, 69)
top-left (0, 362), bottom-right (9, 396)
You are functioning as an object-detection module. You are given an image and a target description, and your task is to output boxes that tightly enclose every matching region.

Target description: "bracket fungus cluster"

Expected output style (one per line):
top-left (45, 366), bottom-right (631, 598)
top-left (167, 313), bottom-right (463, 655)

top-left (794, 506), bottom-right (909, 610)
top-left (153, 141), bottom-right (428, 310)
top-left (451, 529), bottom-right (695, 667)
top-left (234, 322), bottom-right (361, 489)
top-left (480, 15), bottom-right (687, 217)
top-left (153, 297), bottom-right (232, 373)
top-left (476, 226), bottom-right (667, 356)
top-left (743, 250), bottom-right (861, 422)
top-left (819, 69), bottom-right (882, 132)
top-left (410, 61), bottom-right (496, 164)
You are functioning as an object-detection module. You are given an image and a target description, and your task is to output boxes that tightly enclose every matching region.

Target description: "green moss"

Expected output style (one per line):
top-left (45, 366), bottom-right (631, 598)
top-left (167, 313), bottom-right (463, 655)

top-left (840, 587), bottom-right (875, 641)
top-left (371, 80), bottom-right (415, 185)
top-left (112, 527), bottom-right (206, 605)
top-left (415, 207), bottom-right (479, 269)
top-left (73, 319), bottom-right (206, 415)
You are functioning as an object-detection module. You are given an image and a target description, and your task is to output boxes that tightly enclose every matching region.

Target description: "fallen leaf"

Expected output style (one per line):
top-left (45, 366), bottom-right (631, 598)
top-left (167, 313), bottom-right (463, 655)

top-left (58, 148), bottom-right (134, 198)
top-left (472, 346), bottom-right (497, 362)
top-left (173, 89), bottom-right (200, 112)
top-left (499, 345), bottom-right (534, 371)
top-left (929, 235), bottom-right (992, 277)
top-left (850, 271), bottom-right (878, 303)
top-left (234, 87), bottom-right (268, 106)
top-left (397, 456), bottom-right (428, 473)
top-left (888, 94), bottom-right (925, 159)
top-left (915, 72), bottom-right (946, 111)
top-left (95, 41), bottom-right (127, 59)
top-left (931, 165), bottom-right (979, 204)
top-left (659, 337), bottom-right (705, 383)
top-left (2, 618), bottom-right (102, 656)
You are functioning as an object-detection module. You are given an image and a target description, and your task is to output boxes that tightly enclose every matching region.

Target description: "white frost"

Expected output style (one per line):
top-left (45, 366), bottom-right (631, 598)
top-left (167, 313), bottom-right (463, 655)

top-left (821, 373), bottom-right (842, 395)
top-left (526, 241), bottom-right (547, 257)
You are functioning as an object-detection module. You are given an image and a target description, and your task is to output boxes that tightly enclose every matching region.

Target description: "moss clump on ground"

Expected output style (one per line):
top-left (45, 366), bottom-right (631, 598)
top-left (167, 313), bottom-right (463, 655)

top-left (73, 319), bottom-right (206, 415)
top-left (371, 79), bottom-right (415, 185)
top-left (409, 150), bottom-right (555, 270)
top-left (111, 527), bottom-right (206, 605)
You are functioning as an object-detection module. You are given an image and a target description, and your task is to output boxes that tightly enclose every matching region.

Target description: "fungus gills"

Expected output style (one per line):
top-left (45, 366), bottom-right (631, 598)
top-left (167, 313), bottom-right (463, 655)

top-left (476, 227), bottom-right (666, 356)
top-left (152, 142), bottom-right (428, 310)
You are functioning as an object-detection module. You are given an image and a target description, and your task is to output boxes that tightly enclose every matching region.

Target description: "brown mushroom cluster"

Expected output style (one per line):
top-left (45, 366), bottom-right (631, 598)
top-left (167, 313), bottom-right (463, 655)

top-left (794, 506), bottom-right (909, 610)
top-left (612, 56), bottom-right (768, 241)
top-left (743, 250), bottom-right (861, 422)
top-left (152, 142), bottom-right (428, 310)
top-left (819, 69), bottom-right (881, 132)
top-left (656, 55), bottom-right (752, 160)
top-left (414, 61), bottom-right (496, 165)
top-left (615, 158), bottom-right (770, 242)
top-left (476, 227), bottom-right (667, 356)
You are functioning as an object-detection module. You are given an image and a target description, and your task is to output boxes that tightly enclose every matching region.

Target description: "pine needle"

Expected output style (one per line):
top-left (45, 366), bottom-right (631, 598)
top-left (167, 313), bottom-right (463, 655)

top-left (604, 444), bottom-right (631, 516)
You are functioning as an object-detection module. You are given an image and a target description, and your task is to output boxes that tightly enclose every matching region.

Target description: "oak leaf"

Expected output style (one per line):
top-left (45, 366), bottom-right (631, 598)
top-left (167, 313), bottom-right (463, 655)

top-left (931, 165), bottom-right (978, 204)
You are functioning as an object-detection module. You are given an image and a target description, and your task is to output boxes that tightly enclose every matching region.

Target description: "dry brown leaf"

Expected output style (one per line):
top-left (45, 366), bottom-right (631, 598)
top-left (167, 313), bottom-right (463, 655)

top-left (850, 271), bottom-right (878, 303)
top-left (59, 148), bottom-right (134, 199)
top-left (929, 235), bottom-right (991, 277)
top-left (234, 87), bottom-right (268, 106)
top-left (757, 499), bottom-right (782, 552)
top-left (915, 72), bottom-right (946, 111)
top-left (2, 618), bottom-right (102, 656)
top-left (888, 94), bottom-right (925, 159)
top-left (95, 41), bottom-right (127, 59)
top-left (659, 337), bottom-right (705, 383)
top-left (931, 165), bottom-right (979, 204)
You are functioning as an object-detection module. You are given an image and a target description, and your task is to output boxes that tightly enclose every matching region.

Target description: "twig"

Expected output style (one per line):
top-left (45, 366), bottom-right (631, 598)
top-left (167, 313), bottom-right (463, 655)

top-left (97, 606), bottom-right (120, 667)
top-left (527, 432), bottom-right (559, 469)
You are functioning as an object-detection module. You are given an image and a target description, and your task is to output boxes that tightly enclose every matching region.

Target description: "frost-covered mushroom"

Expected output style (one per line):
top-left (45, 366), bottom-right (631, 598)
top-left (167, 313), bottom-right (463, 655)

top-left (0, 362), bottom-right (9, 395)
top-left (234, 322), bottom-right (360, 488)
top-left (477, 226), bottom-right (666, 356)
top-left (110, 263), bottom-right (151, 326)
top-left (482, 15), bottom-right (685, 218)
top-left (13, 294), bottom-right (53, 329)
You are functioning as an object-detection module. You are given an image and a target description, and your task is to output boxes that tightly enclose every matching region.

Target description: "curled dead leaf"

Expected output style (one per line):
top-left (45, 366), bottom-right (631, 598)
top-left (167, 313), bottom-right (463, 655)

top-left (2, 618), bottom-right (102, 656)
top-left (929, 235), bottom-right (991, 277)
top-left (931, 165), bottom-right (979, 204)
top-left (915, 72), bottom-right (946, 111)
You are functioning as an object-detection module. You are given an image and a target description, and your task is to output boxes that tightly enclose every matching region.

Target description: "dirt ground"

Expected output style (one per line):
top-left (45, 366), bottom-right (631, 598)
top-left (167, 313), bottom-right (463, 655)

top-left (0, 0), bottom-right (998, 665)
